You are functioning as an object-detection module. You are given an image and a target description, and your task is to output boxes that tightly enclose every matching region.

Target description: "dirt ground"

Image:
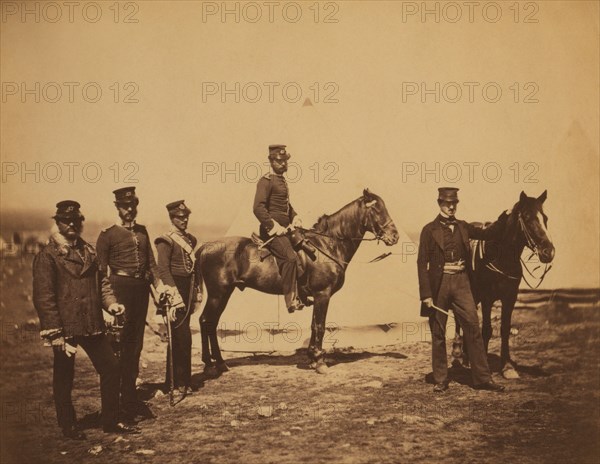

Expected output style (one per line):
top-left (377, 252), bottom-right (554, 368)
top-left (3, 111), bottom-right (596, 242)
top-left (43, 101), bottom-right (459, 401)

top-left (1, 257), bottom-right (599, 464)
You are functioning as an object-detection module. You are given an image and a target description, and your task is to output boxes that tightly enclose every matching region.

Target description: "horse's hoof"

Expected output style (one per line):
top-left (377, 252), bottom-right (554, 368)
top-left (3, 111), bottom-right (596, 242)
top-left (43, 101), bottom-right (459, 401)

top-left (502, 366), bottom-right (520, 379)
top-left (217, 362), bottom-right (230, 373)
top-left (316, 363), bottom-right (329, 375)
top-left (308, 361), bottom-right (318, 370)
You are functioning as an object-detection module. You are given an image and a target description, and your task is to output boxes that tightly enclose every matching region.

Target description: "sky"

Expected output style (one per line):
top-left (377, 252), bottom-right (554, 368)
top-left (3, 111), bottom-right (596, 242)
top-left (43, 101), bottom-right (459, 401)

top-left (1, 1), bottom-right (598, 297)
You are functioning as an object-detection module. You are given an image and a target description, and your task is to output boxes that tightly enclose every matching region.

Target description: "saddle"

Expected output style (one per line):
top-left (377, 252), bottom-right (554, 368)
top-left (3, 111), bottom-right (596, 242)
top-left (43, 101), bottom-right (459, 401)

top-left (250, 230), bottom-right (316, 306)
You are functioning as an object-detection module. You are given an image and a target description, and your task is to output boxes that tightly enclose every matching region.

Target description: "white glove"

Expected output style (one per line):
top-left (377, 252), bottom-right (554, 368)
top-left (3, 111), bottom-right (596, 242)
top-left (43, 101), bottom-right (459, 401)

top-left (167, 306), bottom-right (178, 322)
top-left (103, 310), bottom-right (116, 327)
top-left (108, 303), bottom-right (125, 316)
top-left (64, 343), bottom-right (77, 357)
top-left (269, 222), bottom-right (287, 236)
top-left (292, 216), bottom-right (303, 229)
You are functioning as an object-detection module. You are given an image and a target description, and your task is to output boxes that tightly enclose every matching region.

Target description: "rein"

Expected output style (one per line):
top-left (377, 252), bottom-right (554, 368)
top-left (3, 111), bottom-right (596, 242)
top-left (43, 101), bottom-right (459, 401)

top-left (297, 208), bottom-right (395, 269)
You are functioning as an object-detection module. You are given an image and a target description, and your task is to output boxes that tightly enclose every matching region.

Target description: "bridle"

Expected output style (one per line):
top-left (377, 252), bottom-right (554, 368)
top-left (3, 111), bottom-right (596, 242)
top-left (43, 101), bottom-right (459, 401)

top-left (298, 201), bottom-right (395, 269)
top-left (302, 201), bottom-right (393, 243)
top-left (518, 212), bottom-right (553, 289)
top-left (486, 209), bottom-right (552, 288)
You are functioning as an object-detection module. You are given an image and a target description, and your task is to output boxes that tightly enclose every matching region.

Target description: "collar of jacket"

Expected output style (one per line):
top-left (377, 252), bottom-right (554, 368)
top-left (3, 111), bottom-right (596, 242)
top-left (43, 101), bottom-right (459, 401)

top-left (48, 232), bottom-right (96, 275)
top-left (431, 216), bottom-right (469, 251)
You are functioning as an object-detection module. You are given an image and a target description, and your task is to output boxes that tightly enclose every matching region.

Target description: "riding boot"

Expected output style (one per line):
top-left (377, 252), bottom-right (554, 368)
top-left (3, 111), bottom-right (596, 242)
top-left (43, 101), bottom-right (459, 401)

top-left (284, 280), bottom-right (304, 313)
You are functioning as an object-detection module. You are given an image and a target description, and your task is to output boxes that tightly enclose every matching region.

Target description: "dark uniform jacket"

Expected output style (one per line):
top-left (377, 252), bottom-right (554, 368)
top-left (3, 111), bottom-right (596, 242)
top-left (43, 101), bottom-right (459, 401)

top-left (33, 233), bottom-right (117, 341)
top-left (155, 229), bottom-right (199, 286)
top-left (253, 173), bottom-right (297, 235)
top-left (96, 223), bottom-right (160, 286)
top-left (417, 212), bottom-right (508, 317)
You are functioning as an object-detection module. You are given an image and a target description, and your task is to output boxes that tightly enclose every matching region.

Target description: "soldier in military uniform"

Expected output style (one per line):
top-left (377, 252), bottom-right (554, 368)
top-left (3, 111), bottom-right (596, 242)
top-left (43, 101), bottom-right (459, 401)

top-left (253, 144), bottom-right (307, 313)
top-left (417, 187), bottom-right (508, 393)
top-left (33, 201), bottom-right (139, 438)
top-left (96, 187), bottom-right (164, 420)
top-left (155, 200), bottom-right (202, 400)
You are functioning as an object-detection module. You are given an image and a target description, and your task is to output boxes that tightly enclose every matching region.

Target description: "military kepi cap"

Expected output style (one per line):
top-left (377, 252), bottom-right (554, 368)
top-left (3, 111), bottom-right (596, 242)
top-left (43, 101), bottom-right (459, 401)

top-left (268, 144), bottom-right (290, 160)
top-left (113, 186), bottom-right (139, 205)
top-left (438, 187), bottom-right (459, 203)
top-left (53, 200), bottom-right (85, 221)
top-left (166, 200), bottom-right (191, 217)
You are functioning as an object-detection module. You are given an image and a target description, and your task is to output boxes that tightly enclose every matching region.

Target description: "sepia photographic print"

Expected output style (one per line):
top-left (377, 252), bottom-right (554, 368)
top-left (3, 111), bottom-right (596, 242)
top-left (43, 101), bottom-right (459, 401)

top-left (1, 1), bottom-right (599, 463)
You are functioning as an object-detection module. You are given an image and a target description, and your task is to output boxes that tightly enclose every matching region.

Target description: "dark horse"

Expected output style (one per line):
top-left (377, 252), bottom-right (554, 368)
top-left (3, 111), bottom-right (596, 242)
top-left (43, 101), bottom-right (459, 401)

top-left (195, 189), bottom-right (399, 374)
top-left (455, 191), bottom-right (555, 378)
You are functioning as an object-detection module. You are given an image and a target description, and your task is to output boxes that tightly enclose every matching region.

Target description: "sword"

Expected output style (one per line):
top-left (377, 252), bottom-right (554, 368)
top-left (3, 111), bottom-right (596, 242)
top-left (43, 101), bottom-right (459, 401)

top-left (150, 284), bottom-right (175, 407)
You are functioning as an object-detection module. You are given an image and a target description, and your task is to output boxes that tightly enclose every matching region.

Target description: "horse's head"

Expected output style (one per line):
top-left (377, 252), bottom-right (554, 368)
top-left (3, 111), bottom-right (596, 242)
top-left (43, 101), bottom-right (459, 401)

top-left (512, 190), bottom-right (555, 263)
top-left (361, 189), bottom-right (399, 246)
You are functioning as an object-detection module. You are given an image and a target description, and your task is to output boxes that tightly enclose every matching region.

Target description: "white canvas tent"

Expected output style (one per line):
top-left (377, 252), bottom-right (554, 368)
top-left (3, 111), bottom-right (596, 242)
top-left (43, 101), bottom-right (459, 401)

top-left (205, 102), bottom-right (423, 352)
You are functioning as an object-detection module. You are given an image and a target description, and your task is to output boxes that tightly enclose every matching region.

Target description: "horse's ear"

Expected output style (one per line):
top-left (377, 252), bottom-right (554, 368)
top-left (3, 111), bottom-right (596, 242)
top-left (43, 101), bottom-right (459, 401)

top-left (538, 190), bottom-right (547, 203)
top-left (519, 191), bottom-right (527, 202)
top-left (363, 188), bottom-right (372, 200)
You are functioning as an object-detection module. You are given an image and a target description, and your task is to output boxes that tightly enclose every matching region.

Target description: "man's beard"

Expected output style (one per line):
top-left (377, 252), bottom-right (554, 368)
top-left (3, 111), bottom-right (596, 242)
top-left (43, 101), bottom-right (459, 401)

top-left (119, 210), bottom-right (137, 222)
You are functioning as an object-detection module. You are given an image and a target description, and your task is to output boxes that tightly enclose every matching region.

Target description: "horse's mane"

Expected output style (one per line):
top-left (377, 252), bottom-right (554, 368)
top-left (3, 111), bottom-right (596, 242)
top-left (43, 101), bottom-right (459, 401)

top-left (312, 197), bottom-right (364, 236)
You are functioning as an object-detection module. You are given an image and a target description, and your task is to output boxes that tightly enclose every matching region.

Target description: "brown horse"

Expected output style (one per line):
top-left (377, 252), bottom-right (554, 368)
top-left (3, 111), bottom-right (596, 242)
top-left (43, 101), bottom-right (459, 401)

top-left (455, 191), bottom-right (555, 378)
top-left (195, 189), bottom-right (399, 374)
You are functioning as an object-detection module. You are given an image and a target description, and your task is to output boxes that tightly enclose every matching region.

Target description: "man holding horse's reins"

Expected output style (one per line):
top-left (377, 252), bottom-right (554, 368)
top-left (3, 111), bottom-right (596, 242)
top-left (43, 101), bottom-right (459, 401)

top-left (253, 145), bottom-right (314, 313)
top-left (417, 187), bottom-right (508, 393)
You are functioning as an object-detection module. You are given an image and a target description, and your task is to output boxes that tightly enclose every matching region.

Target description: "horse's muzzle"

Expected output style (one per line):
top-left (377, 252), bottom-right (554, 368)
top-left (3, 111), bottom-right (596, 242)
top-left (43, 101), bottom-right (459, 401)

top-left (382, 227), bottom-right (399, 246)
top-left (539, 244), bottom-right (555, 263)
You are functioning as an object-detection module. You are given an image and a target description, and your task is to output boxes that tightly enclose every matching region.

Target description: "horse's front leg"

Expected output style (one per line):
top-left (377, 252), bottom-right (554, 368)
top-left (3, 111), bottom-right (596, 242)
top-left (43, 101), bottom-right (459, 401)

top-left (500, 296), bottom-right (519, 379)
top-left (480, 298), bottom-right (494, 353)
top-left (308, 291), bottom-right (331, 374)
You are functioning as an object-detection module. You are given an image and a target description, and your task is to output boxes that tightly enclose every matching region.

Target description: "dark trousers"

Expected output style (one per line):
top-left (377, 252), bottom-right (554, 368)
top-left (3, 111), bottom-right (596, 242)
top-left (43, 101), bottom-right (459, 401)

top-left (165, 275), bottom-right (193, 389)
top-left (109, 275), bottom-right (149, 408)
top-left (268, 235), bottom-right (298, 308)
top-left (53, 334), bottom-right (119, 430)
top-left (429, 272), bottom-right (492, 385)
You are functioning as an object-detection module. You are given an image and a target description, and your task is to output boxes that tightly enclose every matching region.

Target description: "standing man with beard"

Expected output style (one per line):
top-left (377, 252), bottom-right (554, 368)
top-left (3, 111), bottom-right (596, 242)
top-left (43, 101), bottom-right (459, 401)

top-left (417, 187), bottom-right (508, 393)
top-left (96, 187), bottom-right (164, 421)
top-left (33, 201), bottom-right (139, 438)
top-left (155, 200), bottom-right (202, 401)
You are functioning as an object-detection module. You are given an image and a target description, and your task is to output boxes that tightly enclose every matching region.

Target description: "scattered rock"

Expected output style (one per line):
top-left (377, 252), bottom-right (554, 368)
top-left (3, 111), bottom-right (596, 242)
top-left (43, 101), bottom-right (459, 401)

top-left (154, 390), bottom-right (164, 398)
top-left (281, 431), bottom-right (291, 436)
top-left (87, 445), bottom-right (103, 455)
top-left (277, 402), bottom-right (288, 410)
top-left (342, 443), bottom-right (351, 448)
top-left (257, 405), bottom-right (273, 418)
top-left (199, 404), bottom-right (208, 410)
top-left (136, 449), bottom-right (156, 455)
top-left (230, 420), bottom-right (240, 427)
top-left (363, 380), bottom-right (383, 389)
top-left (510, 327), bottom-right (519, 335)
top-left (290, 426), bottom-right (302, 432)
top-left (60, 451), bottom-right (67, 455)
top-left (141, 362), bottom-right (148, 369)
top-left (402, 415), bottom-right (422, 424)
top-left (259, 395), bottom-right (268, 401)
top-left (367, 419), bottom-right (376, 425)
top-left (114, 436), bottom-right (129, 443)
